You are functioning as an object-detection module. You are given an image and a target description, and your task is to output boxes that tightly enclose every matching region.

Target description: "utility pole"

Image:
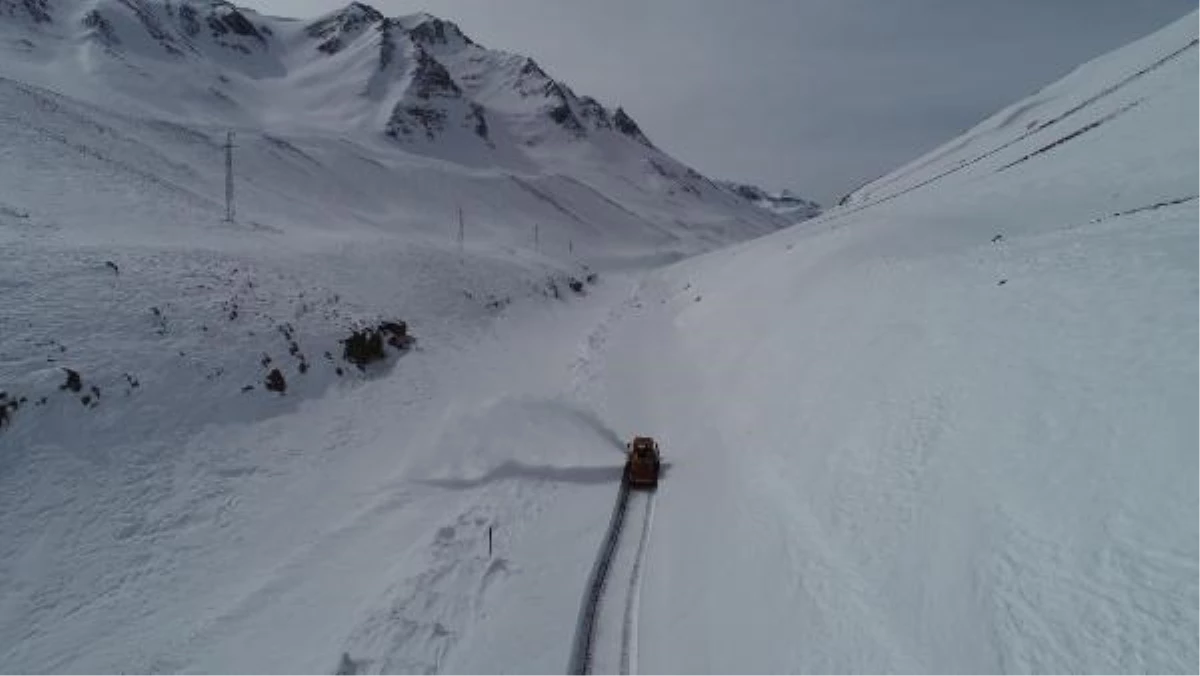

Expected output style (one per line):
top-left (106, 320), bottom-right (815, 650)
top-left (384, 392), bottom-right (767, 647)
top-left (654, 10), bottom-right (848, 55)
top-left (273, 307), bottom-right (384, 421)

top-left (534, 223), bottom-right (539, 252)
top-left (569, 239), bottom-right (574, 256)
top-left (223, 131), bottom-right (236, 222)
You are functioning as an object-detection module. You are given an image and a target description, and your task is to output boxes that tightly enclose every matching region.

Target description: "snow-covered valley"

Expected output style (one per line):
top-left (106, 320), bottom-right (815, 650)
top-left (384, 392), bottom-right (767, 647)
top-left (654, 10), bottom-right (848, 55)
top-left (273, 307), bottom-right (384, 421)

top-left (1, 1), bottom-right (1196, 673)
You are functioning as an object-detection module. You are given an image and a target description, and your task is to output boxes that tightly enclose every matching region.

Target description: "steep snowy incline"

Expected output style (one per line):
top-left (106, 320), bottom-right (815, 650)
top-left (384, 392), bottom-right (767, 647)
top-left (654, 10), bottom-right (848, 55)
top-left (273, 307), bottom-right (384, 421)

top-left (581, 12), bottom-right (1197, 673)
top-left (836, 13), bottom-right (1198, 213)
top-left (578, 7), bottom-right (1200, 672)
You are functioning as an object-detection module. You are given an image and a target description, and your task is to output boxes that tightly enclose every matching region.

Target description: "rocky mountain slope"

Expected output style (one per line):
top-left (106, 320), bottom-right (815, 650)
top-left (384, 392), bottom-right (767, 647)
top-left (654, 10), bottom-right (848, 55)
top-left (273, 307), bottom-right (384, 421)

top-left (719, 181), bottom-right (822, 220)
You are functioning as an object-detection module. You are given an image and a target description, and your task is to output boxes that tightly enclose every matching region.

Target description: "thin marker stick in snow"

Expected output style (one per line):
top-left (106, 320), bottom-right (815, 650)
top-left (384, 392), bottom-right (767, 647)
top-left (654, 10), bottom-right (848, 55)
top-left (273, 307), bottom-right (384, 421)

top-left (223, 131), bottom-right (236, 222)
top-left (488, 526), bottom-right (493, 557)
top-left (457, 206), bottom-right (464, 253)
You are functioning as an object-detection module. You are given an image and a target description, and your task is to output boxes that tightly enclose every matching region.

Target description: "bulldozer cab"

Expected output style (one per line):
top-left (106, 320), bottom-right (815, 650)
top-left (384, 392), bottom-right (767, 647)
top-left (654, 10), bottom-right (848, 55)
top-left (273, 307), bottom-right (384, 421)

top-left (625, 436), bottom-right (661, 489)
top-left (629, 436), bottom-right (656, 457)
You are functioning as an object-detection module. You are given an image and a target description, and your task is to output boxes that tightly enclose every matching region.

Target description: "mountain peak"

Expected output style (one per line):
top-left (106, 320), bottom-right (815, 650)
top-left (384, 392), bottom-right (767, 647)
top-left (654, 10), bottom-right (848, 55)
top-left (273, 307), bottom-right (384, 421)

top-left (307, 2), bottom-right (383, 54)
top-left (319, 1), bottom-right (383, 23)
top-left (401, 13), bottom-right (475, 48)
top-left (205, 2), bottom-right (267, 44)
top-left (344, 1), bottom-right (382, 17)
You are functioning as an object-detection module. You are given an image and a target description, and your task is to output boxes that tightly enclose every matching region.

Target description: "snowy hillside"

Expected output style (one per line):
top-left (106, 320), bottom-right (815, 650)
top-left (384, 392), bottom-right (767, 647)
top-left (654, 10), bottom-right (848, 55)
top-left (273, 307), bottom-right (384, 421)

top-left (0, 0), bottom-right (805, 452)
top-left (0, 3), bottom-right (1195, 674)
top-left (591, 11), bottom-right (1197, 673)
top-left (0, 3), bottom-right (800, 670)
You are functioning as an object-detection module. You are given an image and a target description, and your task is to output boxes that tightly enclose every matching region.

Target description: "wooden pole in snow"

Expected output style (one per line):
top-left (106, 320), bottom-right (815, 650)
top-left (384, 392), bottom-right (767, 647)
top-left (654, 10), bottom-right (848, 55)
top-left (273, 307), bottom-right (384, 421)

top-left (457, 206), bottom-right (464, 252)
top-left (223, 131), bottom-right (236, 222)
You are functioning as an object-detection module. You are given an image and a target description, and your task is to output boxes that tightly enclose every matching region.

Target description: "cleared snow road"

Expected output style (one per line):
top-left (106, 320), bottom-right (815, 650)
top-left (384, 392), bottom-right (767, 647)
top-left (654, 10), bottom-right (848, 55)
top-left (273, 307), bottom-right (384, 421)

top-left (570, 485), bottom-right (656, 675)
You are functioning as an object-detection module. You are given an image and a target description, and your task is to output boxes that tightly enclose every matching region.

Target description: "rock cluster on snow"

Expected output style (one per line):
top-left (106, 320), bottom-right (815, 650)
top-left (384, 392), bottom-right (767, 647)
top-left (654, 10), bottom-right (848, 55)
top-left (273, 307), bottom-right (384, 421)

top-left (341, 320), bottom-right (414, 369)
top-left (1, 0), bottom-right (52, 23)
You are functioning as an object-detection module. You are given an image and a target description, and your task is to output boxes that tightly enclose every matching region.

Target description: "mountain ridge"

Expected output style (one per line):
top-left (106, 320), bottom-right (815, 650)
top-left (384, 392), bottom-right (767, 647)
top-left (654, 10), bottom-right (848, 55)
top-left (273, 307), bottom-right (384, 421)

top-left (0, 0), bottom-right (816, 232)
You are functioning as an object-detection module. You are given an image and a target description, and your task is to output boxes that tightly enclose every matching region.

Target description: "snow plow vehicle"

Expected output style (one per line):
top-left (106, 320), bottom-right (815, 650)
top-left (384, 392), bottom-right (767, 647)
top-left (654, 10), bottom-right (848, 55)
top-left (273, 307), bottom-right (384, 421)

top-left (624, 436), bottom-right (661, 489)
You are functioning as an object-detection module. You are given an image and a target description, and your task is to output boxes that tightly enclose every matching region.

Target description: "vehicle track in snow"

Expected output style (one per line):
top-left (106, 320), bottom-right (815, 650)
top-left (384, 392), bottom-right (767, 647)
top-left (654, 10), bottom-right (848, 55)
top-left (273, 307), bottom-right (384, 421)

top-left (569, 483), bottom-right (656, 675)
top-left (619, 489), bottom-right (655, 675)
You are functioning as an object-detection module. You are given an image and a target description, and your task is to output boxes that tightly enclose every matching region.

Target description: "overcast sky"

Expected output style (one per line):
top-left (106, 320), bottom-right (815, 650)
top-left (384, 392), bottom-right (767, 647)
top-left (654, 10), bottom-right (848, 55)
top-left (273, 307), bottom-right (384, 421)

top-left (241, 0), bottom-right (1195, 203)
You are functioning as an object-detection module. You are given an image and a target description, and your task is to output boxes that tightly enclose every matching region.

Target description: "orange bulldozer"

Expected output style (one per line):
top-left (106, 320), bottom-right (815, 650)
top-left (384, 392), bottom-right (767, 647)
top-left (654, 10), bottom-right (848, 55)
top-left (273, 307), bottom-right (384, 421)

top-left (624, 436), bottom-right (661, 489)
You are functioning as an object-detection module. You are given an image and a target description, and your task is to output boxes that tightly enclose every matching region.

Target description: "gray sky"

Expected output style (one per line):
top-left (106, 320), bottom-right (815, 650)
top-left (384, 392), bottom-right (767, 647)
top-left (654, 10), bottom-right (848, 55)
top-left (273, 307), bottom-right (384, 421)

top-left (242, 0), bottom-right (1195, 203)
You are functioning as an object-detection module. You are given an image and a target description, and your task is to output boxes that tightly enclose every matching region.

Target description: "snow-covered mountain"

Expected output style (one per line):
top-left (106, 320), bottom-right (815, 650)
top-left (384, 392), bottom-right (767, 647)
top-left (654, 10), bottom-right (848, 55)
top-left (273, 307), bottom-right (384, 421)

top-left (0, 0), bottom-right (807, 243)
top-left (0, 0), bottom-right (817, 463)
top-left (718, 181), bottom-right (822, 219)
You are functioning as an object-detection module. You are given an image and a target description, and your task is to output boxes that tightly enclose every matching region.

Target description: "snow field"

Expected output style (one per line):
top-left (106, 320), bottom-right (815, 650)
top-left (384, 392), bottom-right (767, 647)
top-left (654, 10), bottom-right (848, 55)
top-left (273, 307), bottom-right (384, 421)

top-left (0, 4), bottom-right (1195, 673)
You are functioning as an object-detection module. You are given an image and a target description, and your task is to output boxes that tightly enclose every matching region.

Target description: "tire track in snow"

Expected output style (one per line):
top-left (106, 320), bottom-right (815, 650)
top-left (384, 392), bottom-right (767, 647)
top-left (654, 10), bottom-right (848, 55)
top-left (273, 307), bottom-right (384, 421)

top-left (568, 485), bottom-right (655, 675)
top-left (569, 480), bottom-right (630, 675)
top-left (620, 491), bottom-right (655, 675)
